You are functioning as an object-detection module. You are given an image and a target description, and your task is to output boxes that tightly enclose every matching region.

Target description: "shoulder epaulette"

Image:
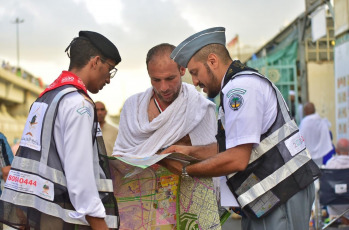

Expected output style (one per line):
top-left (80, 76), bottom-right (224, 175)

top-left (78, 91), bottom-right (94, 107)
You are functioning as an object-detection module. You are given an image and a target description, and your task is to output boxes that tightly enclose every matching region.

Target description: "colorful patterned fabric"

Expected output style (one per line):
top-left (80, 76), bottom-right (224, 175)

top-left (111, 164), bottom-right (221, 230)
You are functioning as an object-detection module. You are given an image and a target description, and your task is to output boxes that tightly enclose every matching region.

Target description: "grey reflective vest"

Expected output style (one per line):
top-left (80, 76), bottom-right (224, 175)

top-left (217, 62), bottom-right (320, 219)
top-left (0, 85), bottom-right (119, 229)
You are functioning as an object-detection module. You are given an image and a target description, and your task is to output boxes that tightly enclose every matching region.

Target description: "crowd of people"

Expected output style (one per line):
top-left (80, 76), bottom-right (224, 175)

top-left (1, 60), bottom-right (45, 88)
top-left (0, 28), bottom-right (347, 230)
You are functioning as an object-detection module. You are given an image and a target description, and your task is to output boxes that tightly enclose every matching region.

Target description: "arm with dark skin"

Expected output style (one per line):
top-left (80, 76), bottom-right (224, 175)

top-left (162, 143), bottom-right (218, 160)
top-left (158, 143), bottom-right (217, 170)
top-left (85, 216), bottom-right (109, 230)
top-left (160, 143), bottom-right (253, 177)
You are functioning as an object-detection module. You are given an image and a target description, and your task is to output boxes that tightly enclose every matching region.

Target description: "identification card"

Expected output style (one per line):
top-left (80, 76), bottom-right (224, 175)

top-left (5, 170), bottom-right (54, 201)
top-left (284, 132), bottom-right (306, 156)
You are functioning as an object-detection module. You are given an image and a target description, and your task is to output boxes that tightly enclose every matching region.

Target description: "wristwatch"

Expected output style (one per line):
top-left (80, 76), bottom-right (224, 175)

top-left (181, 165), bottom-right (189, 178)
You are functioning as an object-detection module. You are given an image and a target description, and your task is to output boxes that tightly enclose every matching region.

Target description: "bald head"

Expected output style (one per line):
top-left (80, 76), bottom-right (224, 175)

top-left (95, 101), bottom-right (107, 126)
top-left (304, 102), bottom-right (315, 116)
top-left (146, 43), bottom-right (179, 70)
top-left (336, 138), bottom-right (349, 155)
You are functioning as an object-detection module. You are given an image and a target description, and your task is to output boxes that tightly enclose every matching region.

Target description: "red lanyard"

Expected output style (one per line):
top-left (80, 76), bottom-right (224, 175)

top-left (39, 71), bottom-right (87, 97)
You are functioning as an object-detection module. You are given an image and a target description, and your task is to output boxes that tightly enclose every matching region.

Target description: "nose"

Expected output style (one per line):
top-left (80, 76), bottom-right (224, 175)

top-left (192, 76), bottom-right (199, 86)
top-left (106, 77), bottom-right (110, 84)
top-left (160, 81), bottom-right (169, 92)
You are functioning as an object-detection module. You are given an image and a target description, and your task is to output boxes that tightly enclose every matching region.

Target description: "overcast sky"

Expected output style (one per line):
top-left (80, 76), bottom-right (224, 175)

top-left (0, 0), bottom-right (305, 114)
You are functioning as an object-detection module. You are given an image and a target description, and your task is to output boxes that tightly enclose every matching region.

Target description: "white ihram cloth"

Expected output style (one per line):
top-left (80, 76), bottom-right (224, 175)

top-left (113, 83), bottom-right (217, 158)
top-left (299, 113), bottom-right (332, 160)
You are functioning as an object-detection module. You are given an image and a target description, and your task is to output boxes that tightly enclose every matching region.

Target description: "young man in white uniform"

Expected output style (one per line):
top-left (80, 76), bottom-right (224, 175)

top-left (0, 31), bottom-right (121, 230)
top-left (161, 27), bottom-right (320, 230)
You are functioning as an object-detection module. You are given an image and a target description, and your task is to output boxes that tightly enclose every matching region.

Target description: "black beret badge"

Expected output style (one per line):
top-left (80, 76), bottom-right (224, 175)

top-left (227, 88), bottom-right (246, 111)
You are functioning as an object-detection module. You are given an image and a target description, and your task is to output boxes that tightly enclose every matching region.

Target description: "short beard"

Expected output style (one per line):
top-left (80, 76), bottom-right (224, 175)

top-left (204, 63), bottom-right (221, 98)
top-left (154, 84), bottom-right (181, 104)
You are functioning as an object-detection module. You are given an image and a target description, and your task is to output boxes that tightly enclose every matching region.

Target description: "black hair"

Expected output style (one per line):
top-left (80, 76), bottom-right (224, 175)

top-left (67, 38), bottom-right (105, 70)
top-left (193, 43), bottom-right (232, 65)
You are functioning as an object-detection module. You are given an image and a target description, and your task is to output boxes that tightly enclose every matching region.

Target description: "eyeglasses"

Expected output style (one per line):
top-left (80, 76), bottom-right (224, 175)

top-left (100, 57), bottom-right (118, 79)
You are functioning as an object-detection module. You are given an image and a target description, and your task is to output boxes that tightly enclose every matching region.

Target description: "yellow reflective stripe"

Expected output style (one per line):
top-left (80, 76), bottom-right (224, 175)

top-left (12, 156), bottom-right (113, 192)
top-left (1, 189), bottom-right (118, 228)
top-left (227, 120), bottom-right (299, 179)
top-left (237, 149), bottom-right (311, 208)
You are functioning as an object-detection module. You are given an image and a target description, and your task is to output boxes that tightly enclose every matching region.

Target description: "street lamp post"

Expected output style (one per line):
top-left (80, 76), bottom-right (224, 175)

top-left (13, 17), bottom-right (24, 68)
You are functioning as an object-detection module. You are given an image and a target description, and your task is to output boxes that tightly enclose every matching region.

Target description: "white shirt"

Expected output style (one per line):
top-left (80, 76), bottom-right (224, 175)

top-left (220, 73), bottom-right (277, 149)
top-left (54, 92), bottom-right (105, 221)
top-left (299, 113), bottom-right (332, 160)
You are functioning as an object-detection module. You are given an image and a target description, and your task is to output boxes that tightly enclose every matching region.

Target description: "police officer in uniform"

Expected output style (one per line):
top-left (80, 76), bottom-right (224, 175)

top-left (0, 31), bottom-right (121, 229)
top-left (161, 27), bottom-right (320, 230)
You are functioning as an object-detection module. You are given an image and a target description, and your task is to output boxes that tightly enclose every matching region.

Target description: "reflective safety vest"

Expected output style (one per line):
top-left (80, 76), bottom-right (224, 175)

top-left (217, 61), bottom-right (320, 219)
top-left (0, 86), bottom-right (119, 229)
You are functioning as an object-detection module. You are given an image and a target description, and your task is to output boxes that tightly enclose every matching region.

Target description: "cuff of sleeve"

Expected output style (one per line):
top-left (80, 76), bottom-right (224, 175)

top-left (69, 197), bottom-right (106, 223)
top-left (226, 135), bottom-right (260, 149)
top-left (68, 211), bottom-right (89, 225)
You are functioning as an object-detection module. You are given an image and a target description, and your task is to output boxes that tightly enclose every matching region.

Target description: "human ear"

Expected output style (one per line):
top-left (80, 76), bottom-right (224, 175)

top-left (89, 56), bottom-right (98, 68)
top-left (179, 66), bottom-right (186, 76)
top-left (207, 53), bottom-right (218, 68)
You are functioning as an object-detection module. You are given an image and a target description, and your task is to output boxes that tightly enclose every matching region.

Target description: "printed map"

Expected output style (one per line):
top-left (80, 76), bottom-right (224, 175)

top-left (110, 161), bottom-right (221, 230)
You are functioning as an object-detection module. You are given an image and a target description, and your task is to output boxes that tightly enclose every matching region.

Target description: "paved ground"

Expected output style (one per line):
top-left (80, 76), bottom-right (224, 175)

top-left (222, 213), bottom-right (242, 230)
top-left (222, 218), bottom-right (242, 230)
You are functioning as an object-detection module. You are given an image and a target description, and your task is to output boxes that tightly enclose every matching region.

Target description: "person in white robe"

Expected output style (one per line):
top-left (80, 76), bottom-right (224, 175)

top-left (299, 102), bottom-right (333, 166)
top-left (112, 43), bottom-right (221, 230)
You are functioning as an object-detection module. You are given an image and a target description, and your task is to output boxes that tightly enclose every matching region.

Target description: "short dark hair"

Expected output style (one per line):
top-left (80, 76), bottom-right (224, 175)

top-left (146, 43), bottom-right (180, 69)
top-left (68, 38), bottom-right (105, 70)
top-left (193, 44), bottom-right (231, 65)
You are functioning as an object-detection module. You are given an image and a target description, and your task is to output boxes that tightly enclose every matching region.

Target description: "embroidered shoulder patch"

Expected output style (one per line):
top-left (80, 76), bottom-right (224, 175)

top-left (76, 101), bottom-right (92, 117)
top-left (77, 92), bottom-right (93, 117)
top-left (226, 88), bottom-right (246, 111)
